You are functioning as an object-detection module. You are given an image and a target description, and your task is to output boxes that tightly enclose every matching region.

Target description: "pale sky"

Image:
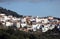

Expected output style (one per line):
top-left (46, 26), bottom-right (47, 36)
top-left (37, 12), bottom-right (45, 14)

top-left (0, 0), bottom-right (60, 17)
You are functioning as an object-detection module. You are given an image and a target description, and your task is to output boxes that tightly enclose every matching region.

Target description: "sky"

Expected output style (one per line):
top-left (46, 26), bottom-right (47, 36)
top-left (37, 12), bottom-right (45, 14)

top-left (0, 0), bottom-right (60, 17)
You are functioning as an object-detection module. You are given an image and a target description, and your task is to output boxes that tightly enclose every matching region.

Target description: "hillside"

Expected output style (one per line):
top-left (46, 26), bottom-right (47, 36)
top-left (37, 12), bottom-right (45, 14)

top-left (0, 27), bottom-right (60, 39)
top-left (0, 7), bottom-right (23, 18)
top-left (0, 7), bottom-right (60, 39)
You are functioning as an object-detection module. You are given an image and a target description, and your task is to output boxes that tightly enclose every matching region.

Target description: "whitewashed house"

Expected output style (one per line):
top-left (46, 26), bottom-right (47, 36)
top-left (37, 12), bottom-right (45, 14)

top-left (49, 24), bottom-right (55, 30)
top-left (21, 17), bottom-right (26, 23)
top-left (42, 24), bottom-right (50, 32)
top-left (16, 21), bottom-right (21, 28)
top-left (5, 20), bottom-right (13, 27)
top-left (21, 22), bottom-right (27, 28)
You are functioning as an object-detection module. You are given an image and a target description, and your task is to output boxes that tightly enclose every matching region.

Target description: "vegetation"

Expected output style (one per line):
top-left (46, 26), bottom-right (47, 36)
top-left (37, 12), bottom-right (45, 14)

top-left (0, 26), bottom-right (60, 39)
top-left (0, 7), bottom-right (23, 18)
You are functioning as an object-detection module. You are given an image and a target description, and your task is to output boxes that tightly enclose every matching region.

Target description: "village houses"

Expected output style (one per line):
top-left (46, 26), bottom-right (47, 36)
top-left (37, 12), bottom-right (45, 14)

top-left (0, 13), bottom-right (60, 32)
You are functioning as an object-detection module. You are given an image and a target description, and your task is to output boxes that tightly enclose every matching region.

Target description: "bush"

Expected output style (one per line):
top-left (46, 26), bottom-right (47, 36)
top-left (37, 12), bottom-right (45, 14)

top-left (0, 27), bottom-right (60, 39)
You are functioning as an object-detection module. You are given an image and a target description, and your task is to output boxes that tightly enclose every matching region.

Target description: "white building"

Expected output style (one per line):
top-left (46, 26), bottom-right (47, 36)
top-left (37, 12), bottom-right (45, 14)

top-left (42, 24), bottom-right (49, 32)
top-left (21, 22), bottom-right (27, 28)
top-left (16, 21), bottom-right (21, 28)
top-left (6, 21), bottom-right (13, 27)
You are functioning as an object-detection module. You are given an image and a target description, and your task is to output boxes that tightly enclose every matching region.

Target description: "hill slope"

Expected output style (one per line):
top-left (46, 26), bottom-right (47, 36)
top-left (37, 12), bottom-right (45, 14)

top-left (0, 7), bottom-right (23, 18)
